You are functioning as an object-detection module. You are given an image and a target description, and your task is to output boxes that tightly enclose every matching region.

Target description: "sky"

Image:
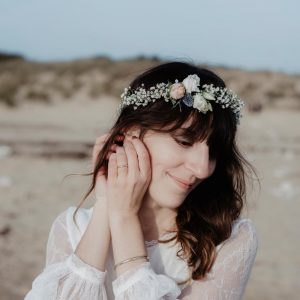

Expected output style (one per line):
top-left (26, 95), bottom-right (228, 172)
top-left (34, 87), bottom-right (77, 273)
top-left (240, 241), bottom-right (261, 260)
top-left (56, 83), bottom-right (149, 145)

top-left (0, 0), bottom-right (299, 74)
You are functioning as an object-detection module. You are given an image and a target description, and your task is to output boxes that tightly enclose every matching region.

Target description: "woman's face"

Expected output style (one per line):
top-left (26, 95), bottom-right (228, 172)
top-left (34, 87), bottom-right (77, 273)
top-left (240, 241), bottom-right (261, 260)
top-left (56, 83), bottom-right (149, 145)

top-left (138, 119), bottom-right (217, 209)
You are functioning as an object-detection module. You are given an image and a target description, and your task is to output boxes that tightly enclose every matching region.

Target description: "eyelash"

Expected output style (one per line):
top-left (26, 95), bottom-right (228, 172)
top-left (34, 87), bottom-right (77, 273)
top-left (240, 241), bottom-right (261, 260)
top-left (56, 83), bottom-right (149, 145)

top-left (175, 139), bottom-right (218, 160)
top-left (175, 139), bottom-right (193, 147)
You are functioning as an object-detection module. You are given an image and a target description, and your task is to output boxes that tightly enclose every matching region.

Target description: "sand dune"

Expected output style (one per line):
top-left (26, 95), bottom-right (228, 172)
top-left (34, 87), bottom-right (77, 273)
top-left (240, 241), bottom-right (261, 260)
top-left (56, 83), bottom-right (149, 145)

top-left (0, 58), bottom-right (299, 299)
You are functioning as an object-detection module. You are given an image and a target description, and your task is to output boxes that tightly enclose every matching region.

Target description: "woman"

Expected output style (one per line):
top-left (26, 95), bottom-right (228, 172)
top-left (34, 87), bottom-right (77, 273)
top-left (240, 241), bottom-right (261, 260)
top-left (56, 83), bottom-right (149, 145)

top-left (25, 61), bottom-right (259, 299)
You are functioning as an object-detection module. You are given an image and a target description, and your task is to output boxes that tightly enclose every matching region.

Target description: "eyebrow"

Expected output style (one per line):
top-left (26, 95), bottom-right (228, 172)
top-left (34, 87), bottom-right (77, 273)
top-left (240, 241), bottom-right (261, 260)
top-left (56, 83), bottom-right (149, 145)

top-left (172, 128), bottom-right (195, 139)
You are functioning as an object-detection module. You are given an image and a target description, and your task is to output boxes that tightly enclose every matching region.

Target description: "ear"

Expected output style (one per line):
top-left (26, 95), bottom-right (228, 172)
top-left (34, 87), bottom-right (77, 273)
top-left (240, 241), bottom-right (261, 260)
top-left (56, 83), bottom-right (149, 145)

top-left (124, 127), bottom-right (141, 139)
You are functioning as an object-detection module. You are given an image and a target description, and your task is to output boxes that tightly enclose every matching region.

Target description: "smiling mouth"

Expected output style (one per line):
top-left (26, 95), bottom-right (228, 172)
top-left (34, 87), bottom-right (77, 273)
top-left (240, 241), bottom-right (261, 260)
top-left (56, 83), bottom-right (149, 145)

top-left (167, 173), bottom-right (192, 190)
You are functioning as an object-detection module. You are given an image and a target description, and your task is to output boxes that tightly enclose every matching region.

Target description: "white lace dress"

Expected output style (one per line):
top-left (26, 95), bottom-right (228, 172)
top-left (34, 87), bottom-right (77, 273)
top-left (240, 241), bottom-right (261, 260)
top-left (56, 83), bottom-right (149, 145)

top-left (25, 206), bottom-right (258, 299)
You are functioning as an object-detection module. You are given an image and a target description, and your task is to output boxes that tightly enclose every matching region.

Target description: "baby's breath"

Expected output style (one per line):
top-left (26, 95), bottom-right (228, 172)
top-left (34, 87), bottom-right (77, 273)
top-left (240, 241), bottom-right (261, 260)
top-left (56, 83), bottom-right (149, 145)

top-left (118, 75), bottom-right (244, 124)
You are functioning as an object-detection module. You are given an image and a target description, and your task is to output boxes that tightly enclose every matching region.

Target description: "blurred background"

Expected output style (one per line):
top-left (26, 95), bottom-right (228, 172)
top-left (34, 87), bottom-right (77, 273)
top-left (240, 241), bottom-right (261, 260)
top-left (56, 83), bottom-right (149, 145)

top-left (0, 0), bottom-right (299, 299)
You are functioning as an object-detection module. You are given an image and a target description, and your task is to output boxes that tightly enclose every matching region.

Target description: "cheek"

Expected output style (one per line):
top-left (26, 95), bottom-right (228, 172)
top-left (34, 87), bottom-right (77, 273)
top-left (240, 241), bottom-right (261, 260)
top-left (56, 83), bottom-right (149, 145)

top-left (150, 158), bottom-right (170, 178)
top-left (208, 160), bottom-right (217, 176)
top-left (149, 146), bottom-right (177, 175)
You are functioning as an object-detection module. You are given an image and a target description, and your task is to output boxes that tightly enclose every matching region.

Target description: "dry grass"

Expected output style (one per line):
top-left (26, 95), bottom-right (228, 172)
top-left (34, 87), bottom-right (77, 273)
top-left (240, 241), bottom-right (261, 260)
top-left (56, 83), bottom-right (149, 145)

top-left (0, 54), bottom-right (299, 110)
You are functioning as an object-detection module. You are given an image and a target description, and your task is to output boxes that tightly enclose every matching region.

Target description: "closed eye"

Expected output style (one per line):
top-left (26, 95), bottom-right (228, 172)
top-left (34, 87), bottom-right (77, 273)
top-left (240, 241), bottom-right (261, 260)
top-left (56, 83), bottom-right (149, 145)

top-left (175, 139), bottom-right (193, 147)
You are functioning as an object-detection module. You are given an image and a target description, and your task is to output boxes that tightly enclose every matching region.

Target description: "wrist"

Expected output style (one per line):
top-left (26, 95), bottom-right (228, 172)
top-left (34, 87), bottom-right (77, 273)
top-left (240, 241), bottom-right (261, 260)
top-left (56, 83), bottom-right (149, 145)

top-left (109, 210), bottom-right (138, 219)
top-left (109, 212), bottom-right (139, 225)
top-left (94, 197), bottom-right (107, 210)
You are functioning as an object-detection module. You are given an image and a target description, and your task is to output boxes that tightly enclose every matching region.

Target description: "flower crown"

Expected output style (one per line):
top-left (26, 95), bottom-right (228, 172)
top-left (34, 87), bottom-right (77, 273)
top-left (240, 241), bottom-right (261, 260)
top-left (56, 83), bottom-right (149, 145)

top-left (118, 74), bottom-right (244, 124)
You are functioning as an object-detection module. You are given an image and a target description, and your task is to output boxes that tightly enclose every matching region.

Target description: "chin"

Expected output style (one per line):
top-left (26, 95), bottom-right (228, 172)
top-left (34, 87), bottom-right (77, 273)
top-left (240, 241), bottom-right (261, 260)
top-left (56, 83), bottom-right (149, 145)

top-left (152, 194), bottom-right (185, 210)
top-left (146, 183), bottom-right (186, 209)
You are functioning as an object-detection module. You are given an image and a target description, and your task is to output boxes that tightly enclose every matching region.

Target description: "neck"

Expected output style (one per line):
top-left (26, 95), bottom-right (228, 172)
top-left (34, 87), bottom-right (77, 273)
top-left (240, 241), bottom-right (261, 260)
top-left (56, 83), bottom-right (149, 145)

top-left (138, 195), bottom-right (177, 241)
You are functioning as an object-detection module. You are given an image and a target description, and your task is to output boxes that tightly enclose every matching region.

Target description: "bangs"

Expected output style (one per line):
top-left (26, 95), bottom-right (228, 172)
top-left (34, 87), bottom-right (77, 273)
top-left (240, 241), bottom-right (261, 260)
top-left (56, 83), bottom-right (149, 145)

top-left (176, 110), bottom-right (214, 143)
top-left (122, 87), bottom-right (236, 161)
top-left (153, 104), bottom-right (235, 161)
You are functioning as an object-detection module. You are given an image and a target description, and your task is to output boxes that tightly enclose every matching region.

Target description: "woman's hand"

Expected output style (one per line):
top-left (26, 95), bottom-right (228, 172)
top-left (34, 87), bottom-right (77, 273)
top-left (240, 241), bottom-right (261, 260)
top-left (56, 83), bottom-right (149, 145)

top-left (92, 133), bottom-right (121, 202)
top-left (107, 136), bottom-right (152, 218)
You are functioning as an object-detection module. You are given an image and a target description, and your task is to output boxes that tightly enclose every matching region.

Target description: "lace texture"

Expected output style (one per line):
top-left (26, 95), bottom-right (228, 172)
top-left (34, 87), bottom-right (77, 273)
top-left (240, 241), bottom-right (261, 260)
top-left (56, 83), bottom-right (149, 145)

top-left (24, 208), bottom-right (182, 299)
top-left (24, 210), bottom-right (108, 300)
top-left (25, 207), bottom-right (258, 300)
top-left (178, 219), bottom-right (259, 300)
top-left (112, 261), bottom-right (181, 299)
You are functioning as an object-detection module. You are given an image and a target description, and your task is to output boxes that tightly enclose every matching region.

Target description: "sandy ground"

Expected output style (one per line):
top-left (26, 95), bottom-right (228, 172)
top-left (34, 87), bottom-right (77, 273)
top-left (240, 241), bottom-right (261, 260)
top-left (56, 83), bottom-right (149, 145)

top-left (0, 98), bottom-right (299, 299)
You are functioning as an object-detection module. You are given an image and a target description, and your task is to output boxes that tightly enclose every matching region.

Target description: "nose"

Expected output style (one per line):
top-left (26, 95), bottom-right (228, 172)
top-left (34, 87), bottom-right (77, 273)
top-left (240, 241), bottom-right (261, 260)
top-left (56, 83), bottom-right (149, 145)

top-left (185, 143), bottom-right (213, 179)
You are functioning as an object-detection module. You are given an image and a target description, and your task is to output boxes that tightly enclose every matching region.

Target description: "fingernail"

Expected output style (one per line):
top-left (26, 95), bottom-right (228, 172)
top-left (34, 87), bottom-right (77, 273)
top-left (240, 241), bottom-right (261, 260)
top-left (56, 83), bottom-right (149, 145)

top-left (115, 134), bottom-right (125, 141)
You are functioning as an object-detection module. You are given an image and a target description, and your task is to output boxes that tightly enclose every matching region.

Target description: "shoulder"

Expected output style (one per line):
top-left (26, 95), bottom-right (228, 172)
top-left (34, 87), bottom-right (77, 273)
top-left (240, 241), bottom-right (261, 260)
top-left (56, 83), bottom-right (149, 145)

top-left (232, 218), bottom-right (258, 239)
top-left (217, 218), bottom-right (259, 254)
top-left (51, 205), bottom-right (94, 250)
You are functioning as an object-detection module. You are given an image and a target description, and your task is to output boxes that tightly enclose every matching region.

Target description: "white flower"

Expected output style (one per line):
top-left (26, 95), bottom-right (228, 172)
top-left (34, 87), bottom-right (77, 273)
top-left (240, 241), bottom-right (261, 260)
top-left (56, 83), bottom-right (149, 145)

top-left (202, 91), bottom-right (216, 101)
top-left (182, 74), bottom-right (200, 93)
top-left (193, 93), bottom-right (213, 113)
top-left (169, 83), bottom-right (186, 100)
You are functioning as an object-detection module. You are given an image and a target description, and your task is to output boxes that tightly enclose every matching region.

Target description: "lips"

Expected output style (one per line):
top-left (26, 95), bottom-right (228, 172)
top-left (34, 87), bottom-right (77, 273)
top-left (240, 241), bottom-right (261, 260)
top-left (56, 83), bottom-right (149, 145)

top-left (168, 173), bottom-right (193, 189)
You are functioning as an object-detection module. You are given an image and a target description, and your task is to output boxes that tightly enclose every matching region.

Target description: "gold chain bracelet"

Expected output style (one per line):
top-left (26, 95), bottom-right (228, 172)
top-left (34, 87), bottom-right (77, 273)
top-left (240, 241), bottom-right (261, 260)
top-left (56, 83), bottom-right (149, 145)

top-left (114, 255), bottom-right (149, 270)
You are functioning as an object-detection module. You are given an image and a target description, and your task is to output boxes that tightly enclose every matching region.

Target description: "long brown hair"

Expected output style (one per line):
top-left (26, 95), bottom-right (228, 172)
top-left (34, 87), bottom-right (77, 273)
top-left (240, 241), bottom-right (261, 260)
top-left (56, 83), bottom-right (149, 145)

top-left (73, 61), bottom-right (259, 281)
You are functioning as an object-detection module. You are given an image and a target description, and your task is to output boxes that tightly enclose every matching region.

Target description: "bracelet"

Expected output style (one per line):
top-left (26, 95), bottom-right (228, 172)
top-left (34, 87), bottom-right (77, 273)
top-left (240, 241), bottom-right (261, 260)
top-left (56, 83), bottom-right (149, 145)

top-left (114, 255), bottom-right (149, 270)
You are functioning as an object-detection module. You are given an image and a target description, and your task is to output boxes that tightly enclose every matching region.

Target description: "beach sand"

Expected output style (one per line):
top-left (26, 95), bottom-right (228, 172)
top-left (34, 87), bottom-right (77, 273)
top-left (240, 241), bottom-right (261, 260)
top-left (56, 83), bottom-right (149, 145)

top-left (0, 74), bottom-right (300, 299)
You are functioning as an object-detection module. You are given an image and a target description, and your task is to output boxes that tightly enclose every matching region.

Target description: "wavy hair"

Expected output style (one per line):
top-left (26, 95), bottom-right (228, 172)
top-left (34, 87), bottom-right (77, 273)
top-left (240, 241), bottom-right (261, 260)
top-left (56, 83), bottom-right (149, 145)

top-left (73, 61), bottom-right (259, 281)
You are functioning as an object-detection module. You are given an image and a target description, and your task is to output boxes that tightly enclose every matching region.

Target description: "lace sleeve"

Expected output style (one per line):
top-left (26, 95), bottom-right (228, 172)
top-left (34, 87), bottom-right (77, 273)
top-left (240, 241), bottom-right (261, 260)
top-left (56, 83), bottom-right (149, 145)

top-left (112, 261), bottom-right (182, 299)
top-left (24, 208), bottom-right (108, 300)
top-left (179, 219), bottom-right (259, 300)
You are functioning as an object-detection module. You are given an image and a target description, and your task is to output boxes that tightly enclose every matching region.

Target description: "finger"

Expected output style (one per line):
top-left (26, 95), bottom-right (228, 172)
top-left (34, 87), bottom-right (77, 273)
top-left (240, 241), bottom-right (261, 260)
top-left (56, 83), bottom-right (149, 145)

top-left (114, 134), bottom-right (125, 143)
top-left (130, 138), bottom-right (151, 178)
top-left (110, 144), bottom-right (117, 151)
top-left (94, 140), bottom-right (117, 164)
top-left (106, 151), bottom-right (113, 160)
top-left (123, 138), bottom-right (139, 175)
top-left (92, 134), bottom-right (109, 166)
top-left (95, 133), bottom-right (110, 145)
top-left (105, 144), bottom-right (118, 160)
top-left (116, 146), bottom-right (128, 178)
top-left (95, 166), bottom-right (107, 195)
top-left (92, 142), bottom-right (103, 163)
top-left (107, 153), bottom-right (117, 184)
top-left (97, 165), bottom-right (106, 176)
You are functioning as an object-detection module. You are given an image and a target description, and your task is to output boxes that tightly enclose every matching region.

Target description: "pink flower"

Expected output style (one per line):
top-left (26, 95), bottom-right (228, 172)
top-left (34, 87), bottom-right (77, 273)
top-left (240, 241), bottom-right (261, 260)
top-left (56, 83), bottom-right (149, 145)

top-left (170, 83), bottom-right (186, 100)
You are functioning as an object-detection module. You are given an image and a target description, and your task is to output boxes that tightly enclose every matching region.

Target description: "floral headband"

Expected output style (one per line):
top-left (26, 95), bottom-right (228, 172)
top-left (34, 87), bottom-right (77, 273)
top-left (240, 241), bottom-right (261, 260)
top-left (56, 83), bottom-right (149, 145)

top-left (118, 74), bottom-right (244, 124)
